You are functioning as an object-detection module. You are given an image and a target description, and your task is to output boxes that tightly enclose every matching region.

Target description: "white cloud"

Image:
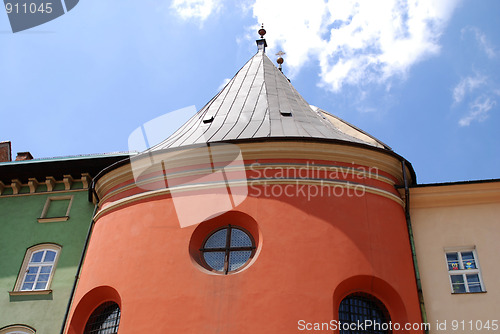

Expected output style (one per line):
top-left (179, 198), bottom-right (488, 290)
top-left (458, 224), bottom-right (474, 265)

top-left (462, 26), bottom-right (497, 59)
top-left (458, 96), bottom-right (496, 126)
top-left (171, 0), bottom-right (220, 21)
top-left (252, 0), bottom-right (460, 92)
top-left (218, 78), bottom-right (231, 90)
top-left (452, 74), bottom-right (487, 104)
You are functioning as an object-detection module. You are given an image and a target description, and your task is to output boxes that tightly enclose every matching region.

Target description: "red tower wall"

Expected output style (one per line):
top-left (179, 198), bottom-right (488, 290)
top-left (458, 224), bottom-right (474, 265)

top-left (66, 141), bottom-right (422, 333)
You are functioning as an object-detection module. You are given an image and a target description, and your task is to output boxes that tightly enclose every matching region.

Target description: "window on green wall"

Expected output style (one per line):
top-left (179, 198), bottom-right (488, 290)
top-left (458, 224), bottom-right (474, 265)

top-left (10, 244), bottom-right (61, 294)
top-left (0, 325), bottom-right (36, 334)
top-left (38, 195), bottom-right (73, 223)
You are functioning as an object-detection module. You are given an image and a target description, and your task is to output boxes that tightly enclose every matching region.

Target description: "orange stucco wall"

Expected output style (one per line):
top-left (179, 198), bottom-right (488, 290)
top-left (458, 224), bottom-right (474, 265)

top-left (66, 156), bottom-right (422, 333)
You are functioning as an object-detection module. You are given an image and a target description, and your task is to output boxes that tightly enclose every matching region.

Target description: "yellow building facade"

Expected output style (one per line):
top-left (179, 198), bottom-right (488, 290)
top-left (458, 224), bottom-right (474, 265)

top-left (411, 180), bottom-right (500, 333)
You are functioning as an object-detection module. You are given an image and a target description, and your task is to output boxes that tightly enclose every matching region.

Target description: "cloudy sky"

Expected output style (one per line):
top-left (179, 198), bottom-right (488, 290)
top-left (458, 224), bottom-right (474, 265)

top-left (0, 0), bottom-right (499, 183)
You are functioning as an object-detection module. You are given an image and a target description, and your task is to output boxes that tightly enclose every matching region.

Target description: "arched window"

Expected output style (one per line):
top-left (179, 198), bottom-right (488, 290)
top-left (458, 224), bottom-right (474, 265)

top-left (84, 302), bottom-right (121, 334)
top-left (339, 293), bottom-right (391, 334)
top-left (13, 244), bottom-right (61, 293)
top-left (0, 324), bottom-right (36, 334)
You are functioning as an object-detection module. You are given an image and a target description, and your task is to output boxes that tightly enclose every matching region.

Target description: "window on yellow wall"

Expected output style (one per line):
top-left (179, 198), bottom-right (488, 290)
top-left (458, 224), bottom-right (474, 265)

top-left (10, 244), bottom-right (61, 295)
top-left (445, 248), bottom-right (485, 293)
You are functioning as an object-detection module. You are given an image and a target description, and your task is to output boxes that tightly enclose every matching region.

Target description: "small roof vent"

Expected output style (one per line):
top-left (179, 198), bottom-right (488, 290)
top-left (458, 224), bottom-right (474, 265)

top-left (280, 110), bottom-right (292, 117)
top-left (203, 115), bottom-right (214, 124)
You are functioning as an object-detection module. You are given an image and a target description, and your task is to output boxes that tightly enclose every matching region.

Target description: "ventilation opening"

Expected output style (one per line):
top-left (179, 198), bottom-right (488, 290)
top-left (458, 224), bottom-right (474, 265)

top-left (203, 115), bottom-right (214, 123)
top-left (280, 110), bottom-right (292, 116)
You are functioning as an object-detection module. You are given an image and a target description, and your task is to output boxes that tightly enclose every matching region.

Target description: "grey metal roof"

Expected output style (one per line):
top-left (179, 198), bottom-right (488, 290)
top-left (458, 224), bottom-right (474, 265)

top-left (152, 46), bottom-right (390, 151)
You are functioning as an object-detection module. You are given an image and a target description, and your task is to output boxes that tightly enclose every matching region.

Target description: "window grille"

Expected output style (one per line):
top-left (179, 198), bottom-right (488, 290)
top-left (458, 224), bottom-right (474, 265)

top-left (339, 293), bottom-right (391, 334)
top-left (200, 225), bottom-right (255, 274)
top-left (84, 302), bottom-right (121, 334)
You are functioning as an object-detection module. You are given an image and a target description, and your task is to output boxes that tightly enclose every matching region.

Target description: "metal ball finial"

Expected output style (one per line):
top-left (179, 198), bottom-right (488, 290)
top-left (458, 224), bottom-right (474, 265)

top-left (276, 51), bottom-right (286, 65)
top-left (258, 23), bottom-right (266, 38)
top-left (276, 51), bottom-right (285, 71)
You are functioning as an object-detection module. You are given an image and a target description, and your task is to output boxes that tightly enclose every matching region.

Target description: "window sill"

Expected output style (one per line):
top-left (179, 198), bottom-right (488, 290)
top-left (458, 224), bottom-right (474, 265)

top-left (37, 216), bottom-right (69, 223)
top-left (9, 289), bottom-right (52, 296)
top-left (452, 291), bottom-right (487, 295)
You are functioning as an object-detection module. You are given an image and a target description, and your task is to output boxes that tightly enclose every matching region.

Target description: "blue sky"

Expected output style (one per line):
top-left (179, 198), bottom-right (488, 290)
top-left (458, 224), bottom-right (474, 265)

top-left (0, 0), bottom-right (499, 184)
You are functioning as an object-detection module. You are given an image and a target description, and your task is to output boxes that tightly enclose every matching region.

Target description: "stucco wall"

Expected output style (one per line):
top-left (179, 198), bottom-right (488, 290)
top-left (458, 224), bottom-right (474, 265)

top-left (0, 188), bottom-right (94, 333)
top-left (410, 182), bottom-right (500, 333)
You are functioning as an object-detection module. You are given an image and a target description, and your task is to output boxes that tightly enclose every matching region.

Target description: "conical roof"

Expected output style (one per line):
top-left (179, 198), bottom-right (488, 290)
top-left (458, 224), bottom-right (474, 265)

top-left (152, 40), bottom-right (390, 151)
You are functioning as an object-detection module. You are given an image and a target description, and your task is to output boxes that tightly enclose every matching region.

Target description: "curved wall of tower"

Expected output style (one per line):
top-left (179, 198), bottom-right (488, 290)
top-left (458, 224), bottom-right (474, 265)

top-left (65, 140), bottom-right (423, 333)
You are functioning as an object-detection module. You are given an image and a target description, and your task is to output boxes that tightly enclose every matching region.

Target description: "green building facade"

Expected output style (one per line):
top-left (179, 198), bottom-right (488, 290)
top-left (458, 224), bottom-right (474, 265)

top-left (0, 152), bottom-right (128, 334)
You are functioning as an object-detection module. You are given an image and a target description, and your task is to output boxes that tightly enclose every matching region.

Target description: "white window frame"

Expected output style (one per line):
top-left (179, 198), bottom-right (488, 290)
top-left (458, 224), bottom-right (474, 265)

top-left (444, 246), bottom-right (485, 294)
top-left (37, 195), bottom-right (73, 223)
top-left (0, 325), bottom-right (36, 334)
top-left (10, 244), bottom-right (61, 295)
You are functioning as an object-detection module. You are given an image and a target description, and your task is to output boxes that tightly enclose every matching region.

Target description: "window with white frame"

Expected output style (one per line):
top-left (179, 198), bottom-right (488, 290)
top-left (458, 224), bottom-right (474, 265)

top-left (12, 244), bottom-right (61, 293)
top-left (445, 248), bottom-right (485, 293)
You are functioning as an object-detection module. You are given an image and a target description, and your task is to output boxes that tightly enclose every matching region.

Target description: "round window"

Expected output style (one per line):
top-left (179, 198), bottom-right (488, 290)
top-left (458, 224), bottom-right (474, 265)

top-left (200, 225), bottom-right (255, 274)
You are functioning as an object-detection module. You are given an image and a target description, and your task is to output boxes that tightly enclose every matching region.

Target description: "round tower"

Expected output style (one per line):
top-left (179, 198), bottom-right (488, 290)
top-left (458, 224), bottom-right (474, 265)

top-left (65, 29), bottom-right (423, 334)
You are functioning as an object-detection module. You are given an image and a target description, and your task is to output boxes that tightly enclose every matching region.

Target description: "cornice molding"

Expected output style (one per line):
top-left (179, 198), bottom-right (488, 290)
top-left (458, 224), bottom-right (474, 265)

top-left (0, 173), bottom-right (90, 197)
top-left (95, 141), bottom-right (408, 202)
top-left (410, 181), bottom-right (500, 208)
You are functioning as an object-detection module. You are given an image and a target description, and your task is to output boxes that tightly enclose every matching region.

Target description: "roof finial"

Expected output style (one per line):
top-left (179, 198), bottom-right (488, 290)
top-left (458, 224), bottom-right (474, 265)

top-left (256, 23), bottom-right (268, 52)
top-left (258, 23), bottom-right (266, 38)
top-left (276, 51), bottom-right (285, 72)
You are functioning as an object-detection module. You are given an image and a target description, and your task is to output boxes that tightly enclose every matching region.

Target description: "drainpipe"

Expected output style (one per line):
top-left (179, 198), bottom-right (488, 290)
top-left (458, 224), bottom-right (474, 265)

top-left (401, 160), bottom-right (429, 333)
top-left (60, 180), bottom-right (100, 334)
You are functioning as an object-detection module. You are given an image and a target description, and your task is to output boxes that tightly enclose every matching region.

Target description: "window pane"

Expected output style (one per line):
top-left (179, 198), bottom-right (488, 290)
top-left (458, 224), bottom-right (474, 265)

top-left (451, 275), bottom-right (466, 293)
top-left (228, 251), bottom-right (252, 271)
top-left (27, 266), bottom-right (39, 275)
top-left (24, 274), bottom-right (37, 282)
top-left (204, 229), bottom-right (227, 249)
top-left (31, 251), bottom-right (44, 263)
top-left (466, 274), bottom-right (482, 292)
top-left (22, 282), bottom-right (34, 290)
top-left (230, 228), bottom-right (252, 247)
top-left (40, 266), bottom-right (52, 274)
top-left (35, 281), bottom-right (48, 290)
top-left (466, 274), bottom-right (480, 283)
top-left (203, 252), bottom-right (225, 272)
top-left (38, 274), bottom-right (50, 282)
top-left (446, 252), bottom-right (460, 270)
top-left (461, 251), bottom-right (474, 261)
top-left (44, 250), bottom-right (56, 262)
top-left (461, 252), bottom-right (476, 269)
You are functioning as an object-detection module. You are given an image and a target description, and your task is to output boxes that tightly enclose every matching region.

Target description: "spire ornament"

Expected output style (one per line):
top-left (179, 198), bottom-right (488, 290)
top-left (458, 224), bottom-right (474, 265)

top-left (276, 51), bottom-right (285, 72)
top-left (256, 23), bottom-right (268, 52)
top-left (258, 23), bottom-right (266, 38)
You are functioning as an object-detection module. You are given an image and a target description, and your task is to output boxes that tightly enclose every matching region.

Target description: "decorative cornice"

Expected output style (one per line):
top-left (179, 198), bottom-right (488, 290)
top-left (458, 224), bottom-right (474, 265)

top-left (0, 173), bottom-right (91, 197)
top-left (410, 181), bottom-right (500, 208)
top-left (93, 141), bottom-right (407, 220)
top-left (94, 178), bottom-right (403, 221)
top-left (95, 141), bottom-right (407, 202)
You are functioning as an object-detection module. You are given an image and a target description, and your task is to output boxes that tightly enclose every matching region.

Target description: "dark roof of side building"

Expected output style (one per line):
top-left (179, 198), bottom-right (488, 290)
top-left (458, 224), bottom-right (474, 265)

top-left (0, 152), bottom-right (132, 184)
